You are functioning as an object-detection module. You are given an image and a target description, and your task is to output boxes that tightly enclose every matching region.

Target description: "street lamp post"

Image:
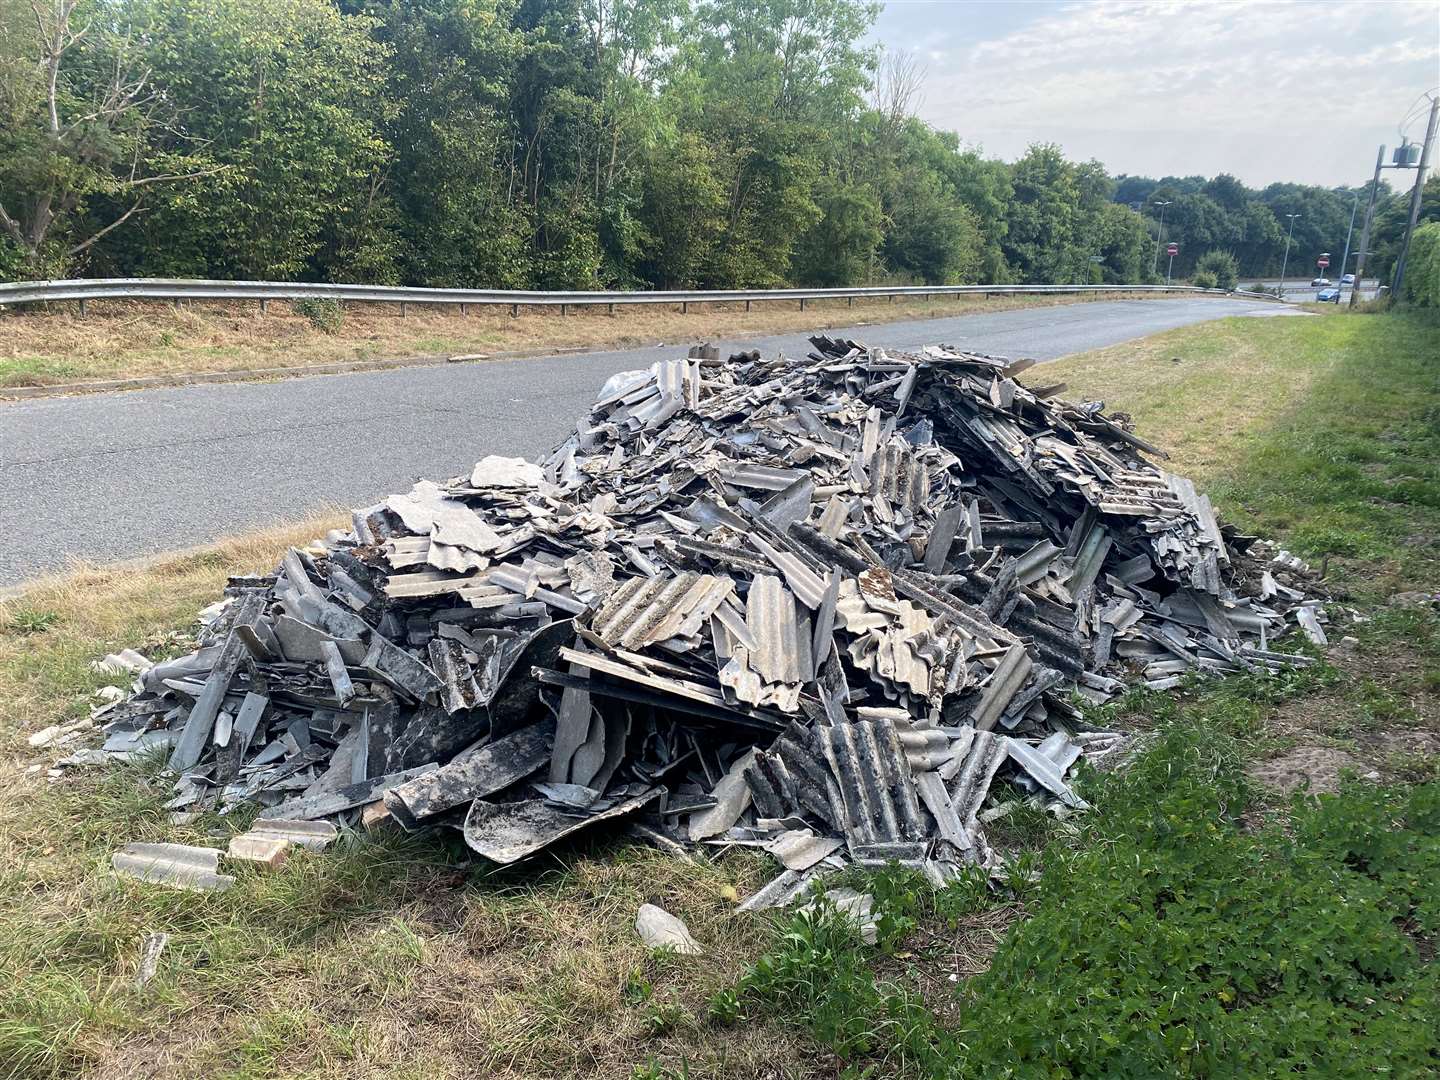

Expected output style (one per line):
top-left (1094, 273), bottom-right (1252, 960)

top-left (1278, 213), bottom-right (1300, 297)
top-left (1337, 192), bottom-right (1358, 298)
top-left (1151, 200), bottom-right (1172, 275)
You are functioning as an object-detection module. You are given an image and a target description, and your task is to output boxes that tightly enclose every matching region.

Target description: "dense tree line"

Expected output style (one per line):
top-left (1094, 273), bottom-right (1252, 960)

top-left (1115, 171), bottom-right (1440, 284)
top-left (0, 0), bottom-right (1417, 291)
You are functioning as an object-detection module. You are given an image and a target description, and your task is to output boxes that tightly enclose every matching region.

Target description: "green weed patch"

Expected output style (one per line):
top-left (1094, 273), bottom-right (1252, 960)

top-left (721, 719), bottom-right (1440, 1078)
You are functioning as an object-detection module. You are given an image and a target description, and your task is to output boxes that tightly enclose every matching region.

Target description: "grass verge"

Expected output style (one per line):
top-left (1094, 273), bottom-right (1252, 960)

top-left (2, 307), bottom-right (1437, 1078)
top-left (3, 290), bottom-right (1199, 391)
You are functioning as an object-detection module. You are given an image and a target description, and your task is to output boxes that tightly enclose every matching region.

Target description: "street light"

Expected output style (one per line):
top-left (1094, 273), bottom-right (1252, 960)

top-left (1278, 213), bottom-right (1300, 298)
top-left (1150, 200), bottom-right (1172, 275)
top-left (1337, 192), bottom-right (1359, 297)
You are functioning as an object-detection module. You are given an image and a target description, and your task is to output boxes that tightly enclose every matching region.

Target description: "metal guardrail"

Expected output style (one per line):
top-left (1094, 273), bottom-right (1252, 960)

top-left (0, 277), bottom-right (1284, 311)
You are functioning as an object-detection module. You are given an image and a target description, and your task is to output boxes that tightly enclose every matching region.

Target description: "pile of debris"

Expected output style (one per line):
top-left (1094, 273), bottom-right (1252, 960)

top-left (94, 337), bottom-right (1323, 894)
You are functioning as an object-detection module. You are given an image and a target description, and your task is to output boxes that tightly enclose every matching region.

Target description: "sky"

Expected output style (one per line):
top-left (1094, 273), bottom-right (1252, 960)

top-left (870, 0), bottom-right (1440, 188)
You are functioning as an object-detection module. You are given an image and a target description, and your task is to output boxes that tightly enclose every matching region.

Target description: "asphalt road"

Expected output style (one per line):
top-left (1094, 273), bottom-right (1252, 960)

top-left (1, 296), bottom-right (1275, 586)
top-left (1240, 278), bottom-right (1380, 303)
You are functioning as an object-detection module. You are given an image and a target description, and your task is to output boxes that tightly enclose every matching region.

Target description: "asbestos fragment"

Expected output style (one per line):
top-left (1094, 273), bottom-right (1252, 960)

top-left (688, 749), bottom-right (757, 840)
top-left (385, 720), bottom-right (554, 829)
top-left (228, 834), bottom-right (291, 868)
top-left (462, 784), bottom-right (659, 864)
top-left (635, 903), bottom-right (703, 955)
top-left (112, 843), bottom-right (234, 893)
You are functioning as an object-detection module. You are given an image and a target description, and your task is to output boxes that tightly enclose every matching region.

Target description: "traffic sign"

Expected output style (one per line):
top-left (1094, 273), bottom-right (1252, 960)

top-left (1166, 243), bottom-right (1178, 256)
top-left (1317, 257), bottom-right (1329, 268)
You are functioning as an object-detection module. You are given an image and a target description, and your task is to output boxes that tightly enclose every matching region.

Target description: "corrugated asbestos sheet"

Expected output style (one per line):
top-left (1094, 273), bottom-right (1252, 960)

top-left (89, 336), bottom-right (1322, 893)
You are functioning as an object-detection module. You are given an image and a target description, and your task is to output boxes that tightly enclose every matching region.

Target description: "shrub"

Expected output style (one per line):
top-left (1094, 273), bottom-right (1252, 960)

top-left (1402, 221), bottom-right (1440, 307)
top-left (290, 297), bottom-right (345, 332)
top-left (1193, 270), bottom-right (1219, 289)
top-left (1195, 249), bottom-right (1240, 290)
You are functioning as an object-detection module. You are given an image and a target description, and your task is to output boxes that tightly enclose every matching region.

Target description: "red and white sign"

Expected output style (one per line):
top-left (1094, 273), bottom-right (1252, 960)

top-left (1317, 257), bottom-right (1330, 268)
top-left (1166, 243), bottom-right (1178, 256)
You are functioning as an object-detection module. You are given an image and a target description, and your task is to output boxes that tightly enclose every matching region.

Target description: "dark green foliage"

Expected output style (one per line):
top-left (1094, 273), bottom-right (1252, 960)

top-left (0, 0), bottom-right (1172, 289)
top-left (1402, 221), bottom-right (1440, 306)
top-left (0, 0), bottom-right (1379, 290)
top-left (1120, 172), bottom-right (1377, 280)
top-left (1195, 249), bottom-right (1239, 290)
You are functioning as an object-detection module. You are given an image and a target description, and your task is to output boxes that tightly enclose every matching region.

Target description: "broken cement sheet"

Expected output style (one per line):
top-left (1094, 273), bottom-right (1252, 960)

top-left (112, 843), bottom-right (234, 893)
top-left (636, 903), bottom-right (703, 954)
top-left (89, 334), bottom-right (1323, 880)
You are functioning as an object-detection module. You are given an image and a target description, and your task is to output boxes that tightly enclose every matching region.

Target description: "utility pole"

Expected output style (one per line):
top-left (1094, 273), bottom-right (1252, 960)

top-left (1392, 93), bottom-right (1439, 301)
top-left (1337, 191), bottom-right (1358, 295)
top-left (1151, 200), bottom-right (1172, 275)
top-left (1350, 145), bottom-right (1386, 308)
top-left (1278, 213), bottom-right (1300, 297)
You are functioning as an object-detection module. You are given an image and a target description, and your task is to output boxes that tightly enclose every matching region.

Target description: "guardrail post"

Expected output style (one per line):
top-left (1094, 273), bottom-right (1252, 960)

top-left (847, 296), bottom-right (853, 308)
top-left (800, 297), bottom-right (807, 311)
top-left (460, 303), bottom-right (467, 317)
top-left (681, 301), bottom-right (688, 314)
top-left (511, 303), bottom-right (518, 317)
top-left (260, 299), bottom-right (268, 315)
top-left (608, 302), bottom-right (614, 314)
top-left (78, 299), bottom-right (87, 318)
top-left (889, 294), bottom-right (894, 303)
top-left (173, 298), bottom-right (181, 311)
top-left (561, 303), bottom-right (568, 316)
top-left (400, 301), bottom-right (407, 318)
top-left (745, 300), bottom-right (751, 312)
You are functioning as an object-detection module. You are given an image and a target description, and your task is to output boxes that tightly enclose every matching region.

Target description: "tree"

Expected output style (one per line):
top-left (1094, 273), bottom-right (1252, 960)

top-left (792, 173), bottom-right (882, 284)
top-left (1004, 144), bottom-right (1079, 283)
top-left (1195, 249), bottom-right (1239, 290)
top-left (0, 0), bottom-right (216, 276)
top-left (113, 0), bottom-right (396, 281)
top-left (347, 0), bottom-right (531, 288)
top-left (671, 0), bottom-right (877, 285)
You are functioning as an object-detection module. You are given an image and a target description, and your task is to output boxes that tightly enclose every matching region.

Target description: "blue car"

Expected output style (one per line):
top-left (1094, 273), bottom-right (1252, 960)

top-left (1317, 286), bottom-right (1341, 302)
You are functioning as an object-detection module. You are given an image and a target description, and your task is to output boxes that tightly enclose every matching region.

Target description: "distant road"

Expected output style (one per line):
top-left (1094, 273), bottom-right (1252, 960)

top-left (1240, 278), bottom-right (1380, 302)
top-left (1, 296), bottom-right (1275, 586)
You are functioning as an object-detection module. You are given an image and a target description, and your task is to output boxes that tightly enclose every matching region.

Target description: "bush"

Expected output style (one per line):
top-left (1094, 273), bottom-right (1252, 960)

top-left (1402, 221), bottom-right (1440, 307)
top-left (1193, 270), bottom-right (1219, 289)
top-left (1195, 249), bottom-right (1240, 290)
top-left (290, 297), bottom-right (345, 333)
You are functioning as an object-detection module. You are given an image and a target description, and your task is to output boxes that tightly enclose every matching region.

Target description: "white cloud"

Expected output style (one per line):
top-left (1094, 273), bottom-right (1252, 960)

top-left (887, 0), bottom-right (1440, 184)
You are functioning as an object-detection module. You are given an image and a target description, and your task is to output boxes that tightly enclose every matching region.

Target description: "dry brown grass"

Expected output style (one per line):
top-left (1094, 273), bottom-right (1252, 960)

top-left (3, 291), bottom-right (1182, 390)
top-left (1038, 313), bottom-right (1328, 484)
